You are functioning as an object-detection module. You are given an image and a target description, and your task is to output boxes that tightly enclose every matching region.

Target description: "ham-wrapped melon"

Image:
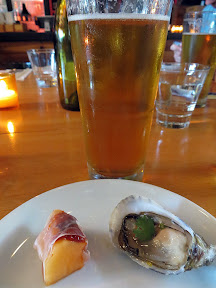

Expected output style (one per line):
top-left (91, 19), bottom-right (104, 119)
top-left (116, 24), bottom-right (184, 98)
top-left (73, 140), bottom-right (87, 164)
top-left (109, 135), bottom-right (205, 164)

top-left (34, 210), bottom-right (90, 286)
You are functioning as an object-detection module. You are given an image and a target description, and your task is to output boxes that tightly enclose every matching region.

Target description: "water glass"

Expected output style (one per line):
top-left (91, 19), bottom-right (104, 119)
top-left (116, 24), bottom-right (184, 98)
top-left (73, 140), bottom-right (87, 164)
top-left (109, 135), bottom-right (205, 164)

top-left (27, 49), bottom-right (57, 88)
top-left (156, 63), bottom-right (209, 129)
top-left (182, 11), bottom-right (216, 107)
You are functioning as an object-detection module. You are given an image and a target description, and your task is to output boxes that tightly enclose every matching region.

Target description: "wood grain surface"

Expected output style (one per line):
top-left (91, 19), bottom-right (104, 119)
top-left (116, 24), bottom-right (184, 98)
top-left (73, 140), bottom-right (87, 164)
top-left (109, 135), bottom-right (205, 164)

top-left (0, 73), bottom-right (216, 220)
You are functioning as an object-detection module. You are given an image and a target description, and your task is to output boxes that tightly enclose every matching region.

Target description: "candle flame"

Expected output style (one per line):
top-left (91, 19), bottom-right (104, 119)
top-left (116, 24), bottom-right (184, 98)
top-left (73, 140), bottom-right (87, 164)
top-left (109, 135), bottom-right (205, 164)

top-left (171, 25), bottom-right (183, 33)
top-left (0, 80), bottom-right (7, 90)
top-left (7, 121), bottom-right (15, 134)
top-left (0, 80), bottom-right (16, 98)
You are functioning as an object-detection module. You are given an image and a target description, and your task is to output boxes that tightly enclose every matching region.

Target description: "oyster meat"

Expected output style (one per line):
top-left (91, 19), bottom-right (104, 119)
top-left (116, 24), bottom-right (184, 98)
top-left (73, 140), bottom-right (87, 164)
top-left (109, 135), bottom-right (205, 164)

top-left (109, 195), bottom-right (216, 275)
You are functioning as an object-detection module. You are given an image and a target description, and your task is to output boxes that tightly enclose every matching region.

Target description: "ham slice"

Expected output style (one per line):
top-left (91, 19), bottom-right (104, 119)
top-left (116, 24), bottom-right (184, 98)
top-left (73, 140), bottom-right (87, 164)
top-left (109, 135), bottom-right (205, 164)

top-left (34, 210), bottom-right (90, 285)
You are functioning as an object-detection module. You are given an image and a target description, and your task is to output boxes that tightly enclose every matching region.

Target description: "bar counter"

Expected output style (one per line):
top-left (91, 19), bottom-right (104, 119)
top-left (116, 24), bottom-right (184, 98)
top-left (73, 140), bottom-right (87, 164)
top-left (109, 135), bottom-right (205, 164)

top-left (0, 31), bottom-right (179, 67)
top-left (0, 31), bottom-right (54, 42)
top-left (0, 30), bottom-right (180, 42)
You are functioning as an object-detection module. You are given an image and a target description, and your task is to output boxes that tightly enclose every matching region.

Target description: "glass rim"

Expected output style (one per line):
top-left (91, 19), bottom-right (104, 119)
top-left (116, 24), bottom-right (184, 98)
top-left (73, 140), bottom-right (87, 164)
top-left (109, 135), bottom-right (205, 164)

top-left (184, 10), bottom-right (216, 18)
top-left (161, 62), bottom-right (210, 72)
top-left (0, 70), bottom-right (16, 77)
top-left (27, 49), bottom-right (55, 54)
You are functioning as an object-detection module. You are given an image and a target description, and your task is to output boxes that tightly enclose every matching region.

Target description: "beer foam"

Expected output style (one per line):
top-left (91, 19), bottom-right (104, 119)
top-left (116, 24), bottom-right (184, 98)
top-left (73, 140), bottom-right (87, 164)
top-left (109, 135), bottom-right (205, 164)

top-left (68, 13), bottom-right (169, 22)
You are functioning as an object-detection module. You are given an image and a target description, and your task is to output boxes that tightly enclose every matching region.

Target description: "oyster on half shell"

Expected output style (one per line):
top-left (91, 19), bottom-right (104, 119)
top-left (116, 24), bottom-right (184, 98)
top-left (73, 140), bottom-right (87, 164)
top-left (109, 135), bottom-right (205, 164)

top-left (109, 195), bottom-right (216, 275)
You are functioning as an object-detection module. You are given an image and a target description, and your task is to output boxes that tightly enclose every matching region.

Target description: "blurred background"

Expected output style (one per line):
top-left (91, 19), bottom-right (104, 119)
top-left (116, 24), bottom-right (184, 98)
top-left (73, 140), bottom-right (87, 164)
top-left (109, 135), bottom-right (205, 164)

top-left (0, 0), bottom-right (207, 69)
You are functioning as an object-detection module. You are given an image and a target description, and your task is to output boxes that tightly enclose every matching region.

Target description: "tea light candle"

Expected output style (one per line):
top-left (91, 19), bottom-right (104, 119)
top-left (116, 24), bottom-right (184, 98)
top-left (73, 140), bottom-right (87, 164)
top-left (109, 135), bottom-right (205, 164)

top-left (0, 73), bottom-right (19, 108)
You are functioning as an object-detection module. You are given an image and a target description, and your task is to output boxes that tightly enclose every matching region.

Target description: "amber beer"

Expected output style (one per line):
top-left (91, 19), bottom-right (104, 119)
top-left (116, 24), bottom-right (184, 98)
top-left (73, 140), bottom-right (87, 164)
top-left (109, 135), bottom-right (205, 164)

top-left (182, 33), bottom-right (216, 106)
top-left (68, 14), bottom-right (169, 179)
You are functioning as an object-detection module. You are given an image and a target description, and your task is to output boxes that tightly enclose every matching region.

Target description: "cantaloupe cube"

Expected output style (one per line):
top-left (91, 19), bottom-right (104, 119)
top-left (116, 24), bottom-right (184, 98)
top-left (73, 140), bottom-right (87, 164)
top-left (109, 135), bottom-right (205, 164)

top-left (44, 238), bottom-right (87, 286)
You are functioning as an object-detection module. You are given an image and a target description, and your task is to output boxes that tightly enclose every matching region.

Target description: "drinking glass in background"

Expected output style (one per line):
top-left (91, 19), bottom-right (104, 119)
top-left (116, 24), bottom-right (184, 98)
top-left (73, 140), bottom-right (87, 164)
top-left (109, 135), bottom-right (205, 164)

top-left (182, 11), bottom-right (216, 107)
top-left (66, 0), bottom-right (173, 181)
top-left (156, 63), bottom-right (209, 129)
top-left (27, 49), bottom-right (57, 88)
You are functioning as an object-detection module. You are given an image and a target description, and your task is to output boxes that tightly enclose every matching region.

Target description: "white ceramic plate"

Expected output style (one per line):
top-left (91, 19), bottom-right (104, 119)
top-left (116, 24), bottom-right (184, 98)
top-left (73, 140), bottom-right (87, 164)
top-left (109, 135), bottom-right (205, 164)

top-left (0, 180), bottom-right (215, 288)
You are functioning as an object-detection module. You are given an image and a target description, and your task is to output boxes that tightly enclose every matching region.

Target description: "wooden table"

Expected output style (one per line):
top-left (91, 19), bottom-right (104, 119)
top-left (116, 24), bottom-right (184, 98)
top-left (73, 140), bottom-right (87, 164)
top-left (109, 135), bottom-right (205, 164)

top-left (0, 73), bottom-right (216, 220)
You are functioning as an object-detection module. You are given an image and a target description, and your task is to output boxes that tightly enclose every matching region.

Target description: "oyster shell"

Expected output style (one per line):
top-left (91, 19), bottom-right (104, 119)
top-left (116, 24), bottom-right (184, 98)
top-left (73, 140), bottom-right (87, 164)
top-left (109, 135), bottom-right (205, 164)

top-left (109, 195), bottom-right (216, 275)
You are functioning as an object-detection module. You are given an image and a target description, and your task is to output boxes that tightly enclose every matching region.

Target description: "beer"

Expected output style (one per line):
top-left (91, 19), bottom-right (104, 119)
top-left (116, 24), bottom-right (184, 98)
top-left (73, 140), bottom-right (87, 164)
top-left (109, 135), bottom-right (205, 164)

top-left (182, 33), bottom-right (216, 106)
top-left (69, 14), bottom-right (169, 178)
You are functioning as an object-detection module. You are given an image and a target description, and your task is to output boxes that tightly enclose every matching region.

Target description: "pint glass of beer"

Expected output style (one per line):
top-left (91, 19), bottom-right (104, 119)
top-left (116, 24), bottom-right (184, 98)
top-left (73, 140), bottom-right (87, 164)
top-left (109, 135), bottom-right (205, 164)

top-left (182, 11), bottom-right (216, 107)
top-left (66, 0), bottom-right (172, 181)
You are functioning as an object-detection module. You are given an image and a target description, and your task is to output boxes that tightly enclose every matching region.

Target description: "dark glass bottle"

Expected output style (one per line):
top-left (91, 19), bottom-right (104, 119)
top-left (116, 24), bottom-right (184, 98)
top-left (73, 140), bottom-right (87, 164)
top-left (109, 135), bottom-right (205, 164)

top-left (21, 3), bottom-right (31, 21)
top-left (54, 0), bottom-right (79, 111)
